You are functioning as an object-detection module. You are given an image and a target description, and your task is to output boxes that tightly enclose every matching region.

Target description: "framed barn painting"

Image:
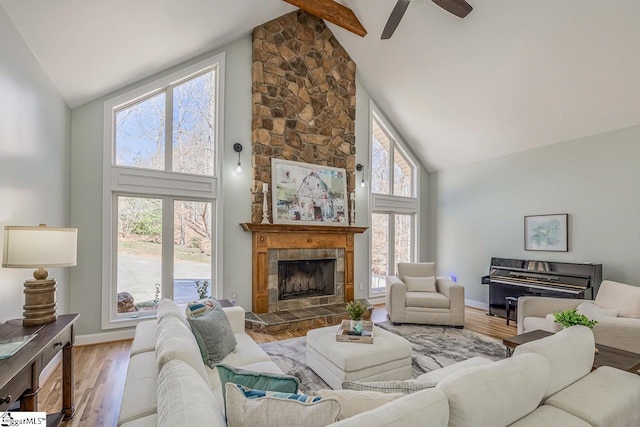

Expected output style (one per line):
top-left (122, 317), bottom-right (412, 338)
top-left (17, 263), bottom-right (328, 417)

top-left (271, 159), bottom-right (348, 226)
top-left (524, 213), bottom-right (569, 252)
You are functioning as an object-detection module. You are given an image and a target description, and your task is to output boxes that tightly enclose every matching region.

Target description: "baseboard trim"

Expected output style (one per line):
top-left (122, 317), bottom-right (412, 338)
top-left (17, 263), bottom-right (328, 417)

top-left (367, 296), bottom-right (385, 306)
top-left (75, 329), bottom-right (135, 346)
top-left (465, 299), bottom-right (489, 310)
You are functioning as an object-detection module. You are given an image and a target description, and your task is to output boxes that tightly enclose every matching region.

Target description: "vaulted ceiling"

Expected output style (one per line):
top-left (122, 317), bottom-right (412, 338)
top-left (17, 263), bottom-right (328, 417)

top-left (2, 0), bottom-right (639, 171)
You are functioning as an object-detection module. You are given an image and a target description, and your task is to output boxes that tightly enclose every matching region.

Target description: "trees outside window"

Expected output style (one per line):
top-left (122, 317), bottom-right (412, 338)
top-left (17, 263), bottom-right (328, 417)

top-left (102, 54), bottom-right (224, 328)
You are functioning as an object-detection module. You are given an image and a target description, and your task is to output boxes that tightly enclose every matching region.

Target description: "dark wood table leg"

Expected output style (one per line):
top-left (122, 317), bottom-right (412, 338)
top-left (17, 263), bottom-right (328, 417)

top-left (20, 362), bottom-right (39, 412)
top-left (61, 343), bottom-right (75, 420)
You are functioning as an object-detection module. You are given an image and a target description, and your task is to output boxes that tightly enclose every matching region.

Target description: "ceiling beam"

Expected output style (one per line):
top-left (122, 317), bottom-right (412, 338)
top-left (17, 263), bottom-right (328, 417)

top-left (283, 0), bottom-right (367, 37)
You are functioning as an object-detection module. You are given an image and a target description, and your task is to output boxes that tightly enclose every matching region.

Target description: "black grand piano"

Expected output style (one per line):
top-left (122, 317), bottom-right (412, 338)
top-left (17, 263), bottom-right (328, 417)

top-left (482, 257), bottom-right (602, 319)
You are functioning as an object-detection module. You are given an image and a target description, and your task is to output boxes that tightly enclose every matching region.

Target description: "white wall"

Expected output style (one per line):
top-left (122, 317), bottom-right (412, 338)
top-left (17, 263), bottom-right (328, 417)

top-left (431, 125), bottom-right (640, 304)
top-left (0, 7), bottom-right (71, 323)
top-left (69, 35), bottom-right (380, 334)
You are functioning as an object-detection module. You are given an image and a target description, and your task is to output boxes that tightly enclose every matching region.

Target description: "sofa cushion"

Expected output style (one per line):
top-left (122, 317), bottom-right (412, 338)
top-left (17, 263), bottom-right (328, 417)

top-left (544, 366), bottom-right (640, 427)
top-left (118, 351), bottom-right (157, 426)
top-left (225, 382), bottom-right (341, 427)
top-left (512, 325), bottom-right (594, 398)
top-left (187, 304), bottom-right (237, 367)
top-left (416, 357), bottom-right (493, 385)
top-left (342, 379), bottom-right (433, 394)
top-left (594, 280), bottom-right (640, 318)
top-left (157, 359), bottom-right (225, 427)
top-left (436, 353), bottom-right (550, 427)
top-left (119, 414), bottom-right (158, 427)
top-left (155, 314), bottom-right (210, 387)
top-left (317, 389), bottom-right (403, 420)
top-left (157, 298), bottom-right (189, 327)
top-left (404, 276), bottom-right (437, 293)
top-left (327, 388), bottom-right (449, 427)
top-left (216, 363), bottom-right (300, 412)
top-left (508, 405), bottom-right (591, 427)
top-left (218, 332), bottom-right (271, 368)
top-left (129, 320), bottom-right (157, 356)
top-left (405, 291), bottom-right (449, 309)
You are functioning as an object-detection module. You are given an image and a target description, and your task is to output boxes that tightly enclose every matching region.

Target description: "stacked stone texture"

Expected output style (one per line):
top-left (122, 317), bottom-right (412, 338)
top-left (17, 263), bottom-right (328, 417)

top-left (251, 10), bottom-right (356, 223)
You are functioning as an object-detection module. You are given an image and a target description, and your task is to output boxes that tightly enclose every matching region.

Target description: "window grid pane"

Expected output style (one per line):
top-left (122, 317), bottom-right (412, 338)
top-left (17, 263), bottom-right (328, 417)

top-left (117, 196), bottom-right (162, 313)
top-left (393, 147), bottom-right (413, 197)
top-left (172, 71), bottom-right (216, 176)
top-left (173, 200), bottom-right (213, 304)
top-left (371, 118), bottom-right (391, 194)
top-left (115, 93), bottom-right (166, 170)
top-left (394, 214), bottom-right (413, 273)
top-left (371, 213), bottom-right (389, 294)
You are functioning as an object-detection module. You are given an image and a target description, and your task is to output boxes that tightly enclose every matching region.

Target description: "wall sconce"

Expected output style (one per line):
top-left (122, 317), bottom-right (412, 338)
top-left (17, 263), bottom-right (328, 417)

top-left (356, 163), bottom-right (366, 187)
top-left (233, 143), bottom-right (243, 172)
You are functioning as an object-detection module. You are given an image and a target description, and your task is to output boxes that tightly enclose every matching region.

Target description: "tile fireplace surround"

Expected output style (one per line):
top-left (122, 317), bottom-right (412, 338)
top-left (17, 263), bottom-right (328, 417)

top-left (241, 223), bottom-right (367, 313)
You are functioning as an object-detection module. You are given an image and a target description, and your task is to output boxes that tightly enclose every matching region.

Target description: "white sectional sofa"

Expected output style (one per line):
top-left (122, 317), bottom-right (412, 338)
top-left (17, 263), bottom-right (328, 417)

top-left (118, 299), bottom-right (640, 427)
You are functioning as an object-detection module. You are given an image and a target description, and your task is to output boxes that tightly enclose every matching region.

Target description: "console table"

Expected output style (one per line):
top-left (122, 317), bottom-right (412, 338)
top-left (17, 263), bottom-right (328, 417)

top-left (0, 314), bottom-right (78, 424)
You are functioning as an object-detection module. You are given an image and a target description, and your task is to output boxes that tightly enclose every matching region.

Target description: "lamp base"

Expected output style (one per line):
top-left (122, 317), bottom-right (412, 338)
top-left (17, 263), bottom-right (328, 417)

top-left (23, 278), bottom-right (58, 326)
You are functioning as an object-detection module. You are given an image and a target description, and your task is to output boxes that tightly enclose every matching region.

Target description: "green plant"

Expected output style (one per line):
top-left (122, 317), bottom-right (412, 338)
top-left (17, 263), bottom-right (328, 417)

top-left (195, 280), bottom-right (209, 299)
top-left (554, 309), bottom-right (598, 329)
top-left (153, 283), bottom-right (161, 306)
top-left (345, 299), bottom-right (366, 321)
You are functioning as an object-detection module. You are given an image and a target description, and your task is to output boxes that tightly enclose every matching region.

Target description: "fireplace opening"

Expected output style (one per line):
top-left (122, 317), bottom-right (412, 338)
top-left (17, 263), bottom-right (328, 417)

top-left (278, 259), bottom-right (336, 301)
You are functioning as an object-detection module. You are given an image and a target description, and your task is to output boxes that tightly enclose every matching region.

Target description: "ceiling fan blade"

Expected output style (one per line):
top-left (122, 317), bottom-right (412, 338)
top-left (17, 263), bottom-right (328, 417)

top-left (431, 0), bottom-right (473, 18)
top-left (381, 0), bottom-right (411, 40)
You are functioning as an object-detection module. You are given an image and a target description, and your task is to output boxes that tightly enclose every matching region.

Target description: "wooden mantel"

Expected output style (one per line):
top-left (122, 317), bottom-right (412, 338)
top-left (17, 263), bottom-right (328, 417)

top-left (241, 223), bottom-right (367, 313)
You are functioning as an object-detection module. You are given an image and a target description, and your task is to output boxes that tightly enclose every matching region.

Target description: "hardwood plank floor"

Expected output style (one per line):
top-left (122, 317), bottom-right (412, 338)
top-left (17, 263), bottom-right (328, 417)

top-left (40, 306), bottom-right (515, 426)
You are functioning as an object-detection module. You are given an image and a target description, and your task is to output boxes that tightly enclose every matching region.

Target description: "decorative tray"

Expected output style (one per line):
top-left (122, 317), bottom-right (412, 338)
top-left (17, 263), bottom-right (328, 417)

top-left (336, 320), bottom-right (374, 344)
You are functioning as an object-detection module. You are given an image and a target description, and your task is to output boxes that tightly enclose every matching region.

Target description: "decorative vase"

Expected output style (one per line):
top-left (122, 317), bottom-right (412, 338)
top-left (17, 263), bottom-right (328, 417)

top-left (350, 320), bottom-right (363, 335)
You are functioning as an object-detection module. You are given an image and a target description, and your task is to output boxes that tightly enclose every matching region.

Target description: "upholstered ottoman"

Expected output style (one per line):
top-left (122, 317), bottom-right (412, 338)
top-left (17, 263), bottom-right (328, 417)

top-left (306, 325), bottom-right (413, 389)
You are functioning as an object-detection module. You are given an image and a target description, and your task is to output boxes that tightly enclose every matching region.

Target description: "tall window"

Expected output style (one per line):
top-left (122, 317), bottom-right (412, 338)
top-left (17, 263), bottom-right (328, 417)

top-left (102, 54), bottom-right (224, 328)
top-left (370, 111), bottom-right (418, 295)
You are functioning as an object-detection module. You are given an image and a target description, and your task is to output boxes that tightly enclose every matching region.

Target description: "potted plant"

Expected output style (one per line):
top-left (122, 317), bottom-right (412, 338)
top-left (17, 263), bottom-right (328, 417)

top-left (346, 299), bottom-right (366, 335)
top-left (553, 309), bottom-right (598, 329)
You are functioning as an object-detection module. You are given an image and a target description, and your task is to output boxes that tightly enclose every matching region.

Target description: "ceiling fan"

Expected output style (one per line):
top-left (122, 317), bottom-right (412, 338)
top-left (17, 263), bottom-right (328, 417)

top-left (282, 0), bottom-right (472, 40)
top-left (382, 0), bottom-right (473, 39)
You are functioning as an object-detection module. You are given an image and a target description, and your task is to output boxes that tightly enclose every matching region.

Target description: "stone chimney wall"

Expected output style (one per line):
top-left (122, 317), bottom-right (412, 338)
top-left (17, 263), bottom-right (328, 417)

top-left (251, 10), bottom-right (356, 223)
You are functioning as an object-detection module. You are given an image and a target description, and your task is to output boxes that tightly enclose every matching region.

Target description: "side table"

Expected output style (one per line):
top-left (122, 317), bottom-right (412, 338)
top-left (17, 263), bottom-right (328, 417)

top-left (0, 314), bottom-right (78, 425)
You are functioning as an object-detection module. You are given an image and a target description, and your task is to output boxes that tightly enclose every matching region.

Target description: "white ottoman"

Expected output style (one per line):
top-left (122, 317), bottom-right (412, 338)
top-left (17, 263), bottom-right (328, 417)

top-left (306, 325), bottom-right (413, 390)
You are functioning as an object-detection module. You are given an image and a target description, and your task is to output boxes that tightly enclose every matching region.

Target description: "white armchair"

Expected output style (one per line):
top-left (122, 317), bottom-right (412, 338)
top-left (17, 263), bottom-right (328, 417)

top-left (518, 280), bottom-right (640, 353)
top-left (386, 262), bottom-right (465, 327)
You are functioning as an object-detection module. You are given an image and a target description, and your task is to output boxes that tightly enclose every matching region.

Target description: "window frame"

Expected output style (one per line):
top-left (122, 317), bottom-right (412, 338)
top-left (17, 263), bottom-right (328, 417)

top-left (368, 104), bottom-right (420, 297)
top-left (101, 53), bottom-right (225, 329)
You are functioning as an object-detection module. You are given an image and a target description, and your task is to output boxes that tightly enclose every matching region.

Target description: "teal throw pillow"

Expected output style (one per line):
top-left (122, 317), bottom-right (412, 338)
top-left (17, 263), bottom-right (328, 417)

top-left (216, 363), bottom-right (300, 412)
top-left (235, 384), bottom-right (321, 403)
top-left (187, 304), bottom-right (237, 368)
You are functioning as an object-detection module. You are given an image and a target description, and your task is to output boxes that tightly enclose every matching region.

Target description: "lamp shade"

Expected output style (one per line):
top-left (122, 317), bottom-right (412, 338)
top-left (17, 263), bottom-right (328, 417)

top-left (2, 225), bottom-right (78, 268)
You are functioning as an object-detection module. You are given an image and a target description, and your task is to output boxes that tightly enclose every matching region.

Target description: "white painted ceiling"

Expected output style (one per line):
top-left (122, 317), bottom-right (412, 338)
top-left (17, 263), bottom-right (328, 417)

top-left (2, 0), bottom-right (640, 171)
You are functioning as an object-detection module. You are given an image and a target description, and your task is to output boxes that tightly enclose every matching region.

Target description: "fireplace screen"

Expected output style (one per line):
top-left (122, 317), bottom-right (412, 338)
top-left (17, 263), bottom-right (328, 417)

top-left (278, 259), bottom-right (336, 301)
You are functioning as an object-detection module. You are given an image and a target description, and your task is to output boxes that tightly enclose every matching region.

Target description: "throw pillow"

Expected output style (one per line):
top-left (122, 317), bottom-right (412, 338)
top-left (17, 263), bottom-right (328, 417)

top-left (316, 389), bottom-right (403, 420)
top-left (404, 276), bottom-right (437, 293)
top-left (225, 383), bottom-right (341, 427)
top-left (187, 304), bottom-right (237, 368)
top-left (185, 298), bottom-right (220, 319)
top-left (342, 379), bottom-right (434, 394)
top-left (216, 363), bottom-right (300, 412)
top-left (576, 301), bottom-right (619, 318)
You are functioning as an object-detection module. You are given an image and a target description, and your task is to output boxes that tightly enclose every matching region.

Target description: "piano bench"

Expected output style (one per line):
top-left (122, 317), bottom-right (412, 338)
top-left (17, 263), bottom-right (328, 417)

top-left (505, 296), bottom-right (518, 326)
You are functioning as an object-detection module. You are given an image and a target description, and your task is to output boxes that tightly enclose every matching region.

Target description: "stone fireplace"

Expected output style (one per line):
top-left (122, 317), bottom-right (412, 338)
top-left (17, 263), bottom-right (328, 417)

top-left (241, 223), bottom-right (366, 313)
top-left (245, 11), bottom-right (363, 314)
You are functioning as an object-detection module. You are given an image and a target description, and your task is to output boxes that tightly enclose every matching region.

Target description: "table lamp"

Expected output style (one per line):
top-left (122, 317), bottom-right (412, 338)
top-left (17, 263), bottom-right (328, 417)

top-left (2, 224), bottom-right (78, 326)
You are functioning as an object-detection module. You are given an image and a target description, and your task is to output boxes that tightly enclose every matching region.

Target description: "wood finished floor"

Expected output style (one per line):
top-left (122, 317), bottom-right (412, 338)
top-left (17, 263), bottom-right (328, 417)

top-left (40, 306), bottom-right (515, 426)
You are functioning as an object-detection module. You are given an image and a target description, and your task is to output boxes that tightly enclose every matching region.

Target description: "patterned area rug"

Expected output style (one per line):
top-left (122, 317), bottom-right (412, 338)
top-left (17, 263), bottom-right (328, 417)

top-left (259, 322), bottom-right (506, 393)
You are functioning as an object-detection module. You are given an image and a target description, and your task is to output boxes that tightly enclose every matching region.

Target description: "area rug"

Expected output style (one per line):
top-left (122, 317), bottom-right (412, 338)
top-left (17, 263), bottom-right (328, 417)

top-left (259, 322), bottom-right (506, 393)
